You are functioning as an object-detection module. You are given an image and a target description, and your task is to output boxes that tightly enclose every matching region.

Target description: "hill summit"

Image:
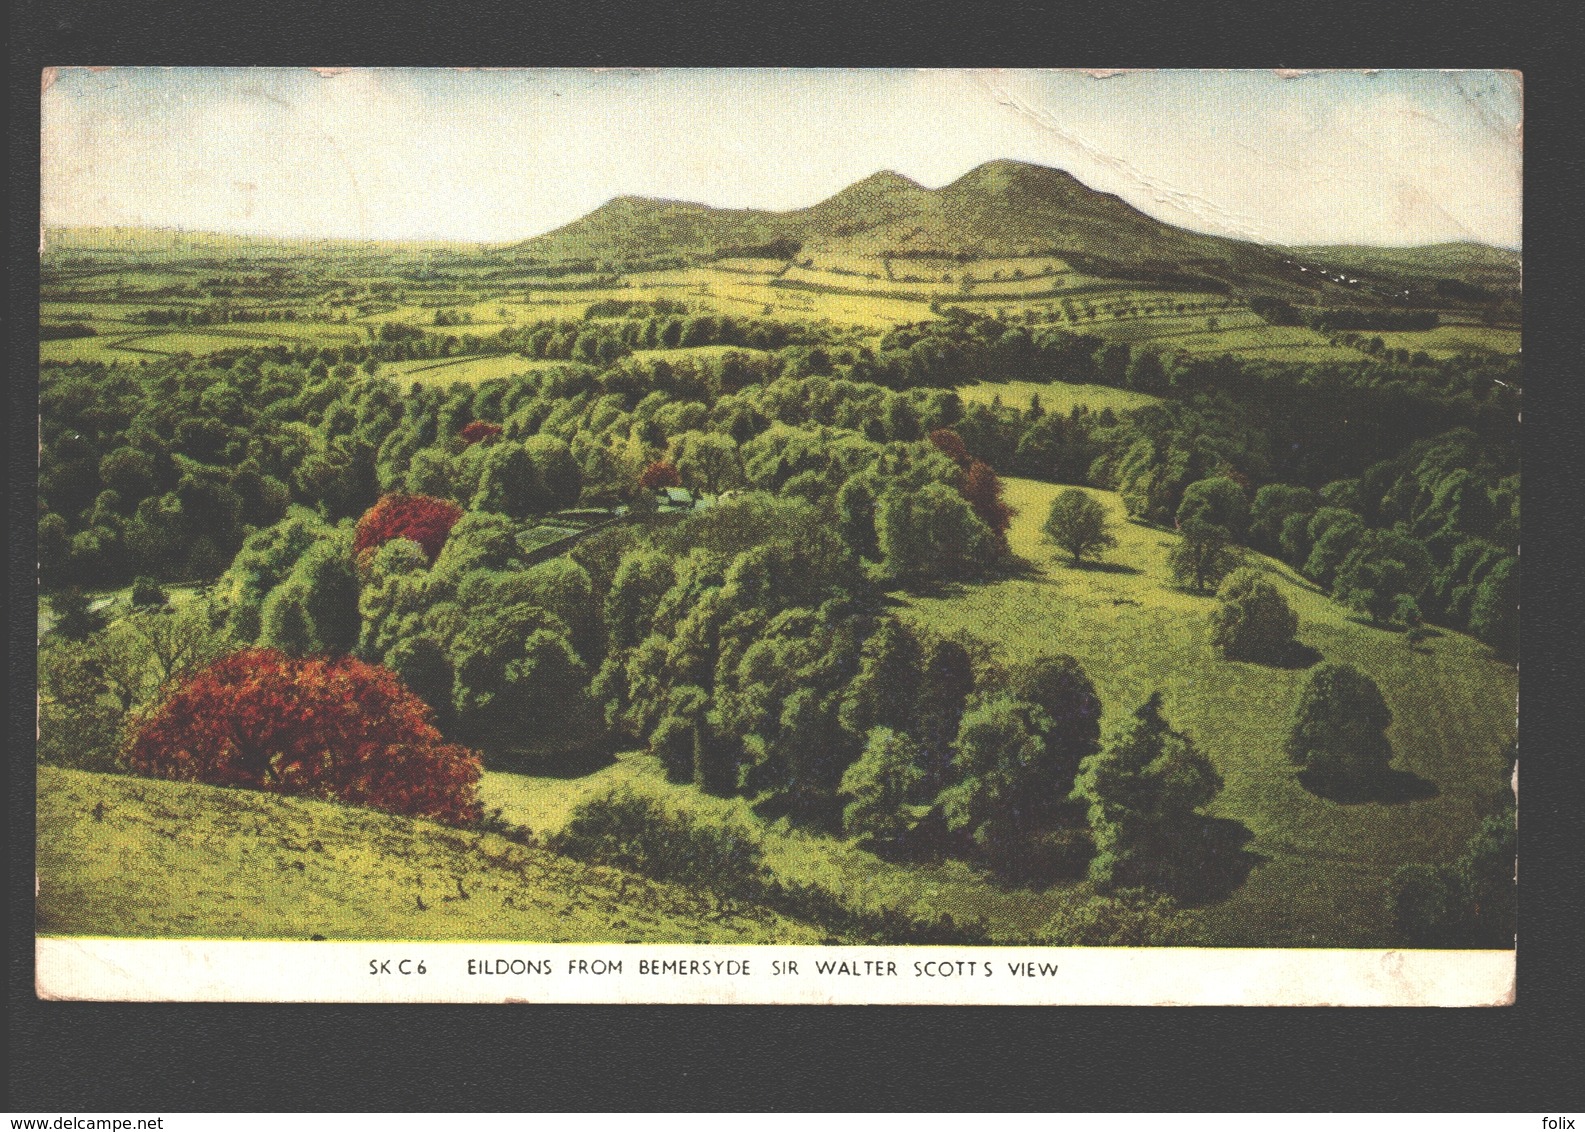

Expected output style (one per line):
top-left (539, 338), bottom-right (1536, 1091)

top-left (510, 159), bottom-right (1337, 296)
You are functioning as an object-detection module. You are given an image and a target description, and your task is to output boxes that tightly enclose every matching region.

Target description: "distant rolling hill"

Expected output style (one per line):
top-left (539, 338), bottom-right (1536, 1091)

top-left (42, 226), bottom-right (491, 257)
top-left (1286, 241), bottom-right (1522, 297)
top-left (511, 159), bottom-right (1508, 304)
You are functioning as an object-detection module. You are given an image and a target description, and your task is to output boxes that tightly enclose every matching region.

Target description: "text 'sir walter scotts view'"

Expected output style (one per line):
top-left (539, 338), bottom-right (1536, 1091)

top-left (37, 68), bottom-right (1518, 952)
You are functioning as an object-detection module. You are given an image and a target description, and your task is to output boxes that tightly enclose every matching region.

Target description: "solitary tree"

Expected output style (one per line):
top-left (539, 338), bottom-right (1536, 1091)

top-left (1209, 568), bottom-right (1298, 661)
top-left (1284, 662), bottom-right (1394, 789)
top-left (1071, 693), bottom-right (1222, 890)
top-left (1043, 488), bottom-right (1117, 566)
top-left (1167, 519), bottom-right (1241, 593)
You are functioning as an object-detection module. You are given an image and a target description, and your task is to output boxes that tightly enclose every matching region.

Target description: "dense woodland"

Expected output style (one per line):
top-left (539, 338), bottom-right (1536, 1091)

top-left (39, 290), bottom-right (1518, 945)
top-left (41, 307), bottom-right (1519, 645)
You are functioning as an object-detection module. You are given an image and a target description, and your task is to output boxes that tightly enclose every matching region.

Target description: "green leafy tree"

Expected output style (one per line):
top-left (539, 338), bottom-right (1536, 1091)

top-left (649, 684), bottom-right (711, 784)
top-left (384, 634), bottom-right (455, 730)
top-left (933, 657), bottom-right (1099, 866)
top-left (1302, 508), bottom-right (1365, 588)
top-left (836, 475), bottom-right (880, 562)
top-left (838, 618), bottom-right (923, 740)
top-left (1209, 568), bottom-right (1298, 661)
top-left (719, 607), bottom-right (865, 817)
top-left (1249, 484), bottom-right (1317, 557)
top-left (1004, 654), bottom-right (1103, 794)
top-left (1284, 663), bottom-right (1394, 788)
top-left (1167, 519), bottom-right (1241, 593)
top-left (50, 588), bottom-right (107, 642)
top-left (259, 538), bottom-right (361, 657)
top-left (672, 430), bottom-right (744, 495)
top-left (1333, 530), bottom-right (1433, 625)
top-left (1468, 556), bottom-right (1518, 659)
top-left (604, 550), bottom-right (677, 650)
top-left (1125, 349), bottom-right (1169, 395)
top-left (913, 637), bottom-right (976, 793)
top-left (37, 638), bottom-right (124, 771)
top-left (449, 603), bottom-right (588, 744)
top-left (1043, 488), bottom-right (1117, 566)
top-left (875, 482), bottom-right (997, 582)
top-left (524, 434), bottom-right (582, 511)
top-left (129, 576), bottom-right (168, 609)
top-left (1070, 693), bottom-right (1223, 890)
top-left (470, 442), bottom-right (540, 518)
top-left (212, 509), bottom-right (338, 645)
top-left (939, 695), bottom-right (1054, 864)
top-left (1176, 476), bottom-right (1250, 542)
top-left (840, 727), bottom-right (925, 844)
top-left (1393, 811), bottom-right (1515, 947)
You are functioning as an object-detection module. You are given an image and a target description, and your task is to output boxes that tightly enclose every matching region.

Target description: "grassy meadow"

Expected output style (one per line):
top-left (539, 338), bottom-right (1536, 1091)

top-left (38, 766), bottom-right (822, 942)
top-left (957, 380), bottom-right (1160, 415)
top-left (898, 480), bottom-right (1516, 946)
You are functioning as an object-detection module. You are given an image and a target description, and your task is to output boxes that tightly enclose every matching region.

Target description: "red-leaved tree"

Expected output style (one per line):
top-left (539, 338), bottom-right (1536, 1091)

top-left (458, 420), bottom-right (503, 446)
top-left (930, 429), bottom-right (1014, 548)
top-left (123, 649), bottom-right (483, 825)
top-left (353, 493), bottom-right (464, 564)
top-left (961, 459), bottom-right (1015, 546)
top-left (928, 428), bottom-right (972, 471)
top-left (639, 459), bottom-right (682, 491)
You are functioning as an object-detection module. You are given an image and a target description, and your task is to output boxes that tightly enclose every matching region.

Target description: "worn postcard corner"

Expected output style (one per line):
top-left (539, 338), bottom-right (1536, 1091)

top-left (35, 68), bottom-right (1519, 1006)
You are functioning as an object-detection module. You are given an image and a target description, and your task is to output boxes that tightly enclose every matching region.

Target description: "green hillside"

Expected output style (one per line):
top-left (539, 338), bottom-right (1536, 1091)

top-left (512, 159), bottom-right (1367, 303)
top-left (36, 766), bottom-right (824, 942)
top-left (896, 479), bottom-right (1516, 947)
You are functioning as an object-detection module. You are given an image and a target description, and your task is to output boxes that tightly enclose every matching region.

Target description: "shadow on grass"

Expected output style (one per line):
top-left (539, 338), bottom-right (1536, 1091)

top-left (484, 736), bottom-right (617, 779)
top-left (1298, 767), bottom-right (1440, 805)
top-left (1054, 558), bottom-right (1143, 576)
top-left (894, 577), bottom-right (975, 599)
top-left (1269, 640), bottom-right (1323, 669)
top-left (1345, 614), bottom-right (1407, 632)
top-left (864, 808), bottom-right (1095, 891)
top-left (1283, 575), bottom-right (1328, 596)
top-left (1160, 817), bottom-right (1266, 907)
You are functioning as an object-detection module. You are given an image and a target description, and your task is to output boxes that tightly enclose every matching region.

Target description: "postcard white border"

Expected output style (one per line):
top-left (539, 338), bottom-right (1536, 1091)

top-left (36, 939), bottom-right (1514, 1006)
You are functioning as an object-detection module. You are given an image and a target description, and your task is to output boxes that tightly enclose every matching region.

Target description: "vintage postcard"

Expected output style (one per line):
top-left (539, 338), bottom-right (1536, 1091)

top-left (34, 68), bottom-right (1519, 1005)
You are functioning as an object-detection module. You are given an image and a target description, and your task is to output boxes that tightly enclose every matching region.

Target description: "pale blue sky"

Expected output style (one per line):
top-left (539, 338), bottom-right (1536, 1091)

top-left (41, 68), bottom-right (1523, 248)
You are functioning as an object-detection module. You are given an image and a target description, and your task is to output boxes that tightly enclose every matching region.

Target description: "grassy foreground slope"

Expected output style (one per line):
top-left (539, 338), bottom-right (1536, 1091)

top-left (898, 479), bottom-right (1516, 947)
top-left (37, 767), bottom-right (823, 943)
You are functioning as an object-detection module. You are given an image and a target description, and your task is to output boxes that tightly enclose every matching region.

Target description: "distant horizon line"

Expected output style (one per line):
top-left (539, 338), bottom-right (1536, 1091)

top-left (38, 220), bottom-right (1525, 256)
top-left (39, 157), bottom-right (1522, 255)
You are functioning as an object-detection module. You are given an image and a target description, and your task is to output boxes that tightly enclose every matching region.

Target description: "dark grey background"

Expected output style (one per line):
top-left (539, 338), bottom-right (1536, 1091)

top-left (9, 0), bottom-right (1583, 1110)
